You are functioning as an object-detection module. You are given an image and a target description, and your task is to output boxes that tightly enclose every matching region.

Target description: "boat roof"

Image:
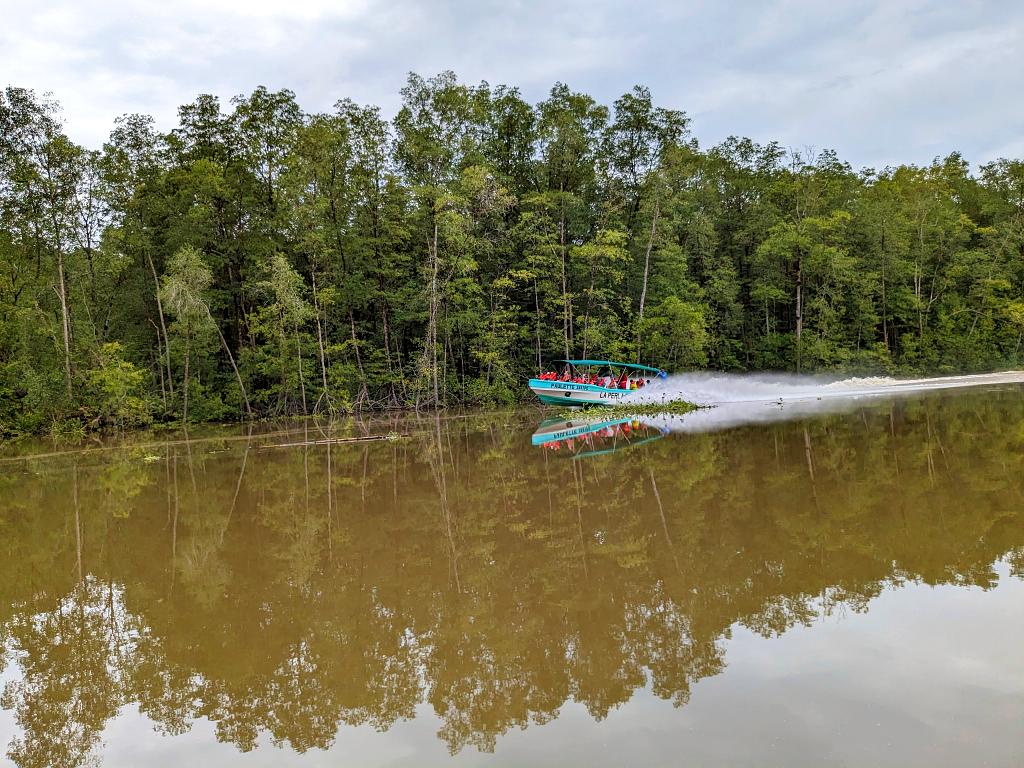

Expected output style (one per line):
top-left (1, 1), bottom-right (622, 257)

top-left (553, 359), bottom-right (664, 374)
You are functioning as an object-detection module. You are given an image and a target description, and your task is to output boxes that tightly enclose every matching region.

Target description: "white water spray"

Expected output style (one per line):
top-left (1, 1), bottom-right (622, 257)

top-left (629, 370), bottom-right (1024, 407)
top-left (622, 370), bottom-right (1024, 434)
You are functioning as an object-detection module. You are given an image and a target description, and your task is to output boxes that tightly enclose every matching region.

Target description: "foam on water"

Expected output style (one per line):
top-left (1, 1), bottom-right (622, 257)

top-left (628, 370), bottom-right (1024, 407)
top-left (621, 370), bottom-right (1024, 434)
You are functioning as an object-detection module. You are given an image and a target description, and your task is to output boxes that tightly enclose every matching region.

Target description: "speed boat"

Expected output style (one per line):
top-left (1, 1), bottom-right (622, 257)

top-left (528, 359), bottom-right (667, 407)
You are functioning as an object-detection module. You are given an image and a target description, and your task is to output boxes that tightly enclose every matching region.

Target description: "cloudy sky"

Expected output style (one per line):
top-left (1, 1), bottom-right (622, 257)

top-left (4, 0), bottom-right (1023, 169)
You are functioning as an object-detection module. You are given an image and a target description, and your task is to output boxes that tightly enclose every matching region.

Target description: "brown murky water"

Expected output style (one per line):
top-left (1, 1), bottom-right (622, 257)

top-left (2, 388), bottom-right (1024, 767)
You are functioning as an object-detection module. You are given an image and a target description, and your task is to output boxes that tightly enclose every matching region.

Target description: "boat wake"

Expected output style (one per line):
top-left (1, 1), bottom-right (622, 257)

top-left (630, 370), bottom-right (1024, 406)
top-left (622, 370), bottom-right (1024, 434)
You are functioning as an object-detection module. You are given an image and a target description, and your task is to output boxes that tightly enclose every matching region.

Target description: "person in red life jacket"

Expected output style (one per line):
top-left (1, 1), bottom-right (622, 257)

top-left (617, 371), bottom-right (629, 389)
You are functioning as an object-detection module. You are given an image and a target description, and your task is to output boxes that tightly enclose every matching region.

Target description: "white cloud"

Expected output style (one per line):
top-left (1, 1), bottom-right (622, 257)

top-left (2, 0), bottom-right (1023, 168)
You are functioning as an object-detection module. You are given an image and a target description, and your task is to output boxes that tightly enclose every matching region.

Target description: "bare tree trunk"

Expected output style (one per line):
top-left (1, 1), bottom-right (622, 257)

top-left (55, 250), bottom-right (73, 397)
top-left (582, 253), bottom-right (597, 361)
top-left (916, 218), bottom-right (926, 340)
top-left (431, 222), bottom-right (440, 405)
top-left (559, 209), bottom-right (571, 358)
top-left (534, 278), bottom-right (542, 372)
top-left (296, 324), bottom-right (307, 415)
top-left (380, 302), bottom-right (401, 405)
top-left (420, 221), bottom-right (441, 408)
top-left (148, 317), bottom-right (167, 407)
top-left (311, 270), bottom-right (331, 410)
top-left (350, 310), bottom-right (370, 408)
top-left (881, 268), bottom-right (889, 350)
top-left (795, 257), bottom-right (803, 373)
top-left (277, 321), bottom-right (288, 413)
top-left (880, 229), bottom-right (889, 350)
top-left (212, 317), bottom-right (252, 417)
top-left (146, 250), bottom-right (174, 397)
top-left (636, 195), bottom-right (660, 362)
top-left (182, 334), bottom-right (190, 425)
top-left (914, 261), bottom-right (924, 339)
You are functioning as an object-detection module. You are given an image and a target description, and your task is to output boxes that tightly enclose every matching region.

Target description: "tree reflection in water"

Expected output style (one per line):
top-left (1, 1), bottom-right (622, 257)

top-left (2, 389), bottom-right (1024, 767)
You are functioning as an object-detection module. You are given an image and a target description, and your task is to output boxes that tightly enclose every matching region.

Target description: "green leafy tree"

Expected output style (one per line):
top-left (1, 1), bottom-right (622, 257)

top-left (86, 342), bottom-right (150, 428)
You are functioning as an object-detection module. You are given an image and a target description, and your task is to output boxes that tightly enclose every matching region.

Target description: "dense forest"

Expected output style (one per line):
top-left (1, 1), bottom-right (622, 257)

top-left (2, 73), bottom-right (1023, 434)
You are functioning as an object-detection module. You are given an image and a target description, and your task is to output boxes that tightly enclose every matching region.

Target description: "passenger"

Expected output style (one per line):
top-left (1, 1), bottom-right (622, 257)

top-left (560, 368), bottom-right (571, 381)
top-left (617, 371), bottom-right (629, 389)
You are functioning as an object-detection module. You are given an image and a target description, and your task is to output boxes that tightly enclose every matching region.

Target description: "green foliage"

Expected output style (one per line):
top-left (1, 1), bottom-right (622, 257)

top-left (1, 77), bottom-right (1023, 433)
top-left (86, 342), bottom-right (151, 428)
top-left (161, 245), bottom-right (213, 330)
top-left (560, 399), bottom-right (700, 418)
top-left (639, 297), bottom-right (709, 369)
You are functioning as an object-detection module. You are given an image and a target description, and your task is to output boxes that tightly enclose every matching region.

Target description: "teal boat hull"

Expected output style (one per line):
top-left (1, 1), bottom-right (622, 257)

top-left (529, 378), bottom-right (635, 406)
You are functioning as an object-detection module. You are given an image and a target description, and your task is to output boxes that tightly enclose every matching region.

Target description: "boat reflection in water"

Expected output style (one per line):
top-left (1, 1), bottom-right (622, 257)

top-left (532, 415), bottom-right (668, 458)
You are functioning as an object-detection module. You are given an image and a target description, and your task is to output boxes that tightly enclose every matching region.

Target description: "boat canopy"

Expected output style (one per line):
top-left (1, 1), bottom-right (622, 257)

top-left (552, 359), bottom-right (664, 375)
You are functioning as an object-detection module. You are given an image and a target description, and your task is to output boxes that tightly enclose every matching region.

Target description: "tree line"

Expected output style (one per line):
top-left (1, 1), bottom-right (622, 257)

top-left (2, 74), bottom-right (1023, 433)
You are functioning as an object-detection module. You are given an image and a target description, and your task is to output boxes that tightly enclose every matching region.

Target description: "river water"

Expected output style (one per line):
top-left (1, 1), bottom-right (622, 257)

top-left (2, 381), bottom-right (1024, 766)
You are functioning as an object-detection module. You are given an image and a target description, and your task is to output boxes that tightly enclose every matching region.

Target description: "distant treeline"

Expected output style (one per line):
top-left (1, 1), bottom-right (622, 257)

top-left (1, 74), bottom-right (1023, 433)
